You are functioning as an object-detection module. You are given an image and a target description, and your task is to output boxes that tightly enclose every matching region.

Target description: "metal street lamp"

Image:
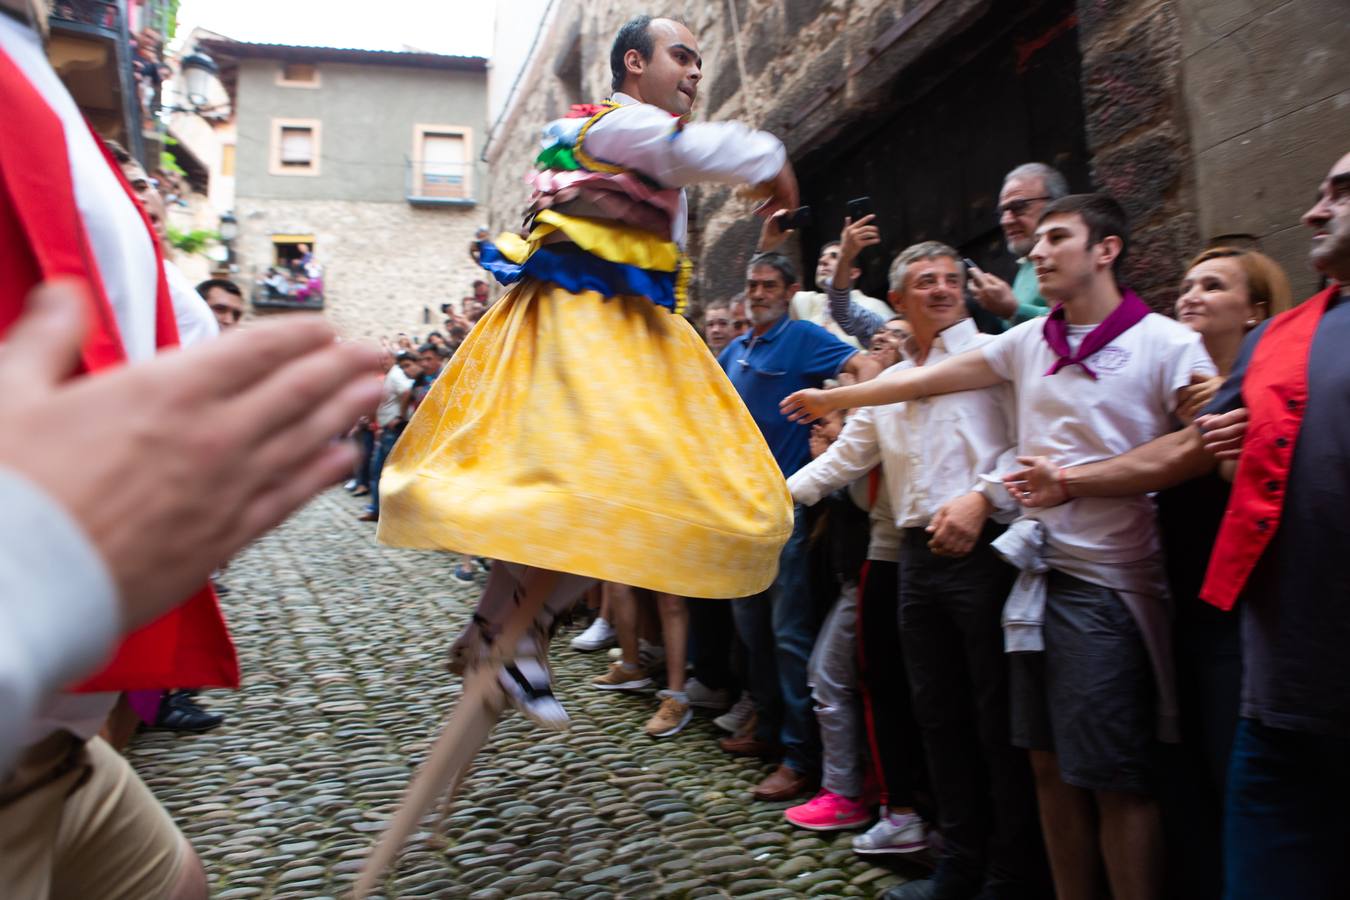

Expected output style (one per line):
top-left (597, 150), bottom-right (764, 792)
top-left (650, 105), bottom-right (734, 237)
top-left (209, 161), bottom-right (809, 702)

top-left (180, 51), bottom-right (220, 109)
top-left (217, 211), bottom-right (239, 243)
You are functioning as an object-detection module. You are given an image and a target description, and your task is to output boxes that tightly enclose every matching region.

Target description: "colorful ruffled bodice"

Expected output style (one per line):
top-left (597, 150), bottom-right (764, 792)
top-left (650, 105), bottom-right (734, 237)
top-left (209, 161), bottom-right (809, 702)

top-left (479, 102), bottom-right (692, 313)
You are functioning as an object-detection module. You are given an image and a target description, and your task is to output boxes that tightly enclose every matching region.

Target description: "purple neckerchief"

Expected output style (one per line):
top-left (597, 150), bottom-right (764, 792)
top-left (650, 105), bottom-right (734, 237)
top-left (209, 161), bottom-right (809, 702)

top-left (1042, 289), bottom-right (1150, 379)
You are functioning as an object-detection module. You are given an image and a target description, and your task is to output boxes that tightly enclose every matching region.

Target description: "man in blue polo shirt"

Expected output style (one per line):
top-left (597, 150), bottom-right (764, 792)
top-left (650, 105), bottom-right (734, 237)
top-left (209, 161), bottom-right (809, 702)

top-left (718, 250), bottom-right (880, 802)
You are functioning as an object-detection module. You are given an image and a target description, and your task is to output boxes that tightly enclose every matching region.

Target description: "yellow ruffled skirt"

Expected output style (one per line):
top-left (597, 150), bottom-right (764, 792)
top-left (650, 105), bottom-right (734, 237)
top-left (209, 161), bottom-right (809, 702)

top-left (376, 279), bottom-right (792, 598)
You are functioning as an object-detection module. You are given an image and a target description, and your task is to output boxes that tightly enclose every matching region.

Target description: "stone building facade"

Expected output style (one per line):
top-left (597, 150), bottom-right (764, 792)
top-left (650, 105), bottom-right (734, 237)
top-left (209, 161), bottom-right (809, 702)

top-left (485, 0), bottom-right (1349, 315)
top-left (202, 40), bottom-right (490, 340)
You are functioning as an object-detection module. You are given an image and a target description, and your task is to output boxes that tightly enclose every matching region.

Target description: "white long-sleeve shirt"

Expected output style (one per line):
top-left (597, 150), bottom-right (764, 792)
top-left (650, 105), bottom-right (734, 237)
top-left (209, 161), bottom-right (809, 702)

top-left (788, 318), bottom-right (1019, 528)
top-left (581, 92), bottom-right (786, 249)
top-left (0, 469), bottom-right (119, 774)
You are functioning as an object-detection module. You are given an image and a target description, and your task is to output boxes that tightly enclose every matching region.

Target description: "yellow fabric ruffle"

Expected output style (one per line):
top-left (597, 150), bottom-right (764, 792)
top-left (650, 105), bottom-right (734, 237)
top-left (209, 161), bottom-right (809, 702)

top-left (498, 209), bottom-right (681, 273)
top-left (377, 279), bottom-right (792, 599)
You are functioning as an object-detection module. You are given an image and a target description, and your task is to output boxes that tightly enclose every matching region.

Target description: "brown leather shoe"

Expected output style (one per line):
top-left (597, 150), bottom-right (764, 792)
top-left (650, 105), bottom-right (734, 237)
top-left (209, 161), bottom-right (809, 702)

top-left (357, 511), bottom-right (379, 522)
top-left (752, 764), bottom-right (816, 801)
top-left (718, 732), bottom-right (781, 759)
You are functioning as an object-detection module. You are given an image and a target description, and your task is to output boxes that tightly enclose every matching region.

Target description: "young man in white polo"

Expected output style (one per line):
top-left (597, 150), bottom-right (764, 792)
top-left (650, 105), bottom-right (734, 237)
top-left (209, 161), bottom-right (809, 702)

top-left (782, 194), bottom-right (1215, 900)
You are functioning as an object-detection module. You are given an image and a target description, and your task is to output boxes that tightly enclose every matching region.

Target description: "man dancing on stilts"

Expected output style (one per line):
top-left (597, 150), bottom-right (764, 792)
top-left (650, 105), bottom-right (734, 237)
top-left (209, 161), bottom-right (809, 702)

top-left (377, 16), bottom-right (797, 729)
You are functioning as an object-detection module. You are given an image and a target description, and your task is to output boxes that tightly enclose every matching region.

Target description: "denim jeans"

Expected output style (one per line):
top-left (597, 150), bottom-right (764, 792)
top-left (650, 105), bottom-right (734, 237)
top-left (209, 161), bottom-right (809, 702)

top-left (366, 425), bottom-right (402, 515)
top-left (1224, 718), bottom-right (1350, 900)
top-left (354, 427), bottom-right (375, 489)
top-left (732, 504), bottom-right (820, 774)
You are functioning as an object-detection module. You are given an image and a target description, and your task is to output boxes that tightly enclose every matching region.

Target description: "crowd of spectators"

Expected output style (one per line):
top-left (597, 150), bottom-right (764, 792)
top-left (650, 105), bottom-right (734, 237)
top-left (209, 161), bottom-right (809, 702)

top-left (463, 153), bottom-right (1348, 900)
top-left (256, 242), bottom-right (324, 305)
top-left (5, 3), bottom-right (1346, 894)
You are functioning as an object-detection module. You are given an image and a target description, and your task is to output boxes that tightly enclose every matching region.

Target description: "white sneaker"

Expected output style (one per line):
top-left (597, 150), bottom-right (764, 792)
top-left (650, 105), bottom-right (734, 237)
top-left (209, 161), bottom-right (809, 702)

top-left (570, 617), bottom-right (616, 651)
top-left (851, 808), bottom-right (927, 855)
top-left (497, 657), bottom-right (569, 730)
top-left (713, 691), bottom-right (755, 733)
top-left (685, 677), bottom-right (732, 710)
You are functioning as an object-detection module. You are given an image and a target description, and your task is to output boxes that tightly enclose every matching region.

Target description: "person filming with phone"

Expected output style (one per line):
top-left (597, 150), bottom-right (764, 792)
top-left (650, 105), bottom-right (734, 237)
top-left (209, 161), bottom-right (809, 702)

top-left (967, 162), bottom-right (1070, 330)
top-left (756, 204), bottom-right (894, 349)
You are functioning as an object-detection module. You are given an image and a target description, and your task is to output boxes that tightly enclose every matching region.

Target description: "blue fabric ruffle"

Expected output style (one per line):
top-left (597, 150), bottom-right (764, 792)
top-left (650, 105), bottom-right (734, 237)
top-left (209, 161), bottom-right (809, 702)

top-left (484, 244), bottom-right (676, 310)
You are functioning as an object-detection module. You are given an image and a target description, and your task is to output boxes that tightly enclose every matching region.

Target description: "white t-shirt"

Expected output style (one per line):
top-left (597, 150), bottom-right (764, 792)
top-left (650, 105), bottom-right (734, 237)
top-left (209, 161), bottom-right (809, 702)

top-left (981, 312), bottom-right (1216, 564)
top-left (164, 260), bottom-right (220, 347)
top-left (376, 365), bottom-right (414, 427)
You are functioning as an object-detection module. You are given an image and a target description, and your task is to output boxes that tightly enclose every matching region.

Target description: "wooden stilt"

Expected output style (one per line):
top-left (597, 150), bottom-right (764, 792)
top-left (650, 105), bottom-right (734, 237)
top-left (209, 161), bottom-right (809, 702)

top-left (353, 569), bottom-right (559, 898)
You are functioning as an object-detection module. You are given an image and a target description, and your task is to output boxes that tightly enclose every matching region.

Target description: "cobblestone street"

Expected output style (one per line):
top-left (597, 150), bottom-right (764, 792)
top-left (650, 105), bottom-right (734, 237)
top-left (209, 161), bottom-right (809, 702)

top-left (128, 489), bottom-right (921, 899)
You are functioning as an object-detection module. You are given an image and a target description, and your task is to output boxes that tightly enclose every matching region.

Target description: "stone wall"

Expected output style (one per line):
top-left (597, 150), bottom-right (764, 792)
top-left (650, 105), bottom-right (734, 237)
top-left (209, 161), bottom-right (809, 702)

top-left (1074, 0), bottom-right (1203, 308)
top-left (235, 197), bottom-right (484, 340)
top-left (485, 0), bottom-right (1347, 315)
top-left (1176, 0), bottom-right (1350, 299)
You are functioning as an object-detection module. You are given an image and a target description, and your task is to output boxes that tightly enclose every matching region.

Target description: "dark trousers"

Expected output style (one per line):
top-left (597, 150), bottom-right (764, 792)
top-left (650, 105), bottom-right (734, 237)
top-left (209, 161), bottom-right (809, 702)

top-left (1224, 718), bottom-right (1350, 900)
top-left (354, 427), bottom-right (375, 489)
top-left (1162, 604), bottom-right (1241, 899)
top-left (856, 559), bottom-right (926, 810)
top-left (687, 598), bottom-right (738, 693)
top-left (732, 504), bottom-right (820, 774)
top-left (366, 425), bottom-right (403, 514)
top-left (899, 525), bottom-right (1048, 892)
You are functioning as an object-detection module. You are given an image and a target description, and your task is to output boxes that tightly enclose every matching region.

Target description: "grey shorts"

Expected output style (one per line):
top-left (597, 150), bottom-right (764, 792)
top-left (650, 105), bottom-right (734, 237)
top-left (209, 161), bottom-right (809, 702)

top-left (1010, 569), bottom-right (1158, 794)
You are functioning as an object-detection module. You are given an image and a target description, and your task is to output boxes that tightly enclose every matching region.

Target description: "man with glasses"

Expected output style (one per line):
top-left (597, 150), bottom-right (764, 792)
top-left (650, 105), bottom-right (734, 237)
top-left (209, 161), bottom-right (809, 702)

top-left (196, 279), bottom-right (244, 331)
top-left (717, 251), bottom-right (880, 803)
top-left (968, 162), bottom-right (1070, 329)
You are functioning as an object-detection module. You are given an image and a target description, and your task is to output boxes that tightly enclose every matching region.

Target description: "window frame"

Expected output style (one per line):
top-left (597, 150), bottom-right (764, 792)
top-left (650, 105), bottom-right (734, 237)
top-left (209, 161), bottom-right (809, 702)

top-left (276, 61), bottom-right (321, 88)
top-left (411, 124), bottom-right (473, 200)
top-left (269, 118), bottom-right (322, 177)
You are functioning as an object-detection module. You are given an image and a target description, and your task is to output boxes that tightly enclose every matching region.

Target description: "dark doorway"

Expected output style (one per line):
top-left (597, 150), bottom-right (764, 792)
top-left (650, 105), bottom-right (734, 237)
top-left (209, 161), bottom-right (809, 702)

top-left (794, 0), bottom-right (1091, 304)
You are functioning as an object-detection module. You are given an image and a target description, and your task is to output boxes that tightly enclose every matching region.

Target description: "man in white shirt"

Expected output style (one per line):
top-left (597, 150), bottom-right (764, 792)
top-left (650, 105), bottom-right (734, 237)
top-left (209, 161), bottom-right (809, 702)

top-left (359, 352), bottom-right (419, 521)
top-left (783, 194), bottom-right (1216, 900)
top-left (788, 242), bottom-right (1046, 898)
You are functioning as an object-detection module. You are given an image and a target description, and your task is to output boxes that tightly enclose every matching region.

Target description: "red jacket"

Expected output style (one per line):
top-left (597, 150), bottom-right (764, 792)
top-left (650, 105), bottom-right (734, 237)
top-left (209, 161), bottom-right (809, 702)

top-left (1200, 286), bottom-right (1337, 611)
top-left (0, 46), bottom-right (238, 691)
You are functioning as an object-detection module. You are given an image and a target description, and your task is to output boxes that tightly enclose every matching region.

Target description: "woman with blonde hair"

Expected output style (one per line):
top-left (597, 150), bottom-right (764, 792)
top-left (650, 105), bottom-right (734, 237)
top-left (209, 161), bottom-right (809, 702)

top-left (1175, 246), bottom-right (1292, 412)
top-left (1161, 245), bottom-right (1291, 899)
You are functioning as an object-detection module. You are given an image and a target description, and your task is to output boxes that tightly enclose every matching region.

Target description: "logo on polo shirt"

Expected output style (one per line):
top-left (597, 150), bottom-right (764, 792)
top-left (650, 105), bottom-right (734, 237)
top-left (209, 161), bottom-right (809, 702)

top-left (1091, 345), bottom-right (1131, 373)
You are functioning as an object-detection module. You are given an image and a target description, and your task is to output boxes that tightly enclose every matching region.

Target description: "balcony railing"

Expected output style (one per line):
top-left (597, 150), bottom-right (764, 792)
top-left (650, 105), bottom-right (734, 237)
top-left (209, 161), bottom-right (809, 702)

top-left (50, 0), bottom-right (121, 32)
top-left (406, 159), bottom-right (475, 207)
top-left (48, 0), bottom-right (148, 166)
top-left (252, 266), bottom-right (325, 311)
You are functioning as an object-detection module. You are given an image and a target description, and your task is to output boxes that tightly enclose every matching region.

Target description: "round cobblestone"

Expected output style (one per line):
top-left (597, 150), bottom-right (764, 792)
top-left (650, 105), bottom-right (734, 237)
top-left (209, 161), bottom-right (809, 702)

top-left (127, 490), bottom-right (924, 896)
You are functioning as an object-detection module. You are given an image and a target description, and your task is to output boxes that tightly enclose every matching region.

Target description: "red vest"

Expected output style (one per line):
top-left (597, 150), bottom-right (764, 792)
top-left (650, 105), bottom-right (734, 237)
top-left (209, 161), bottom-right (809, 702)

top-left (0, 46), bottom-right (238, 691)
top-left (1200, 286), bottom-right (1337, 611)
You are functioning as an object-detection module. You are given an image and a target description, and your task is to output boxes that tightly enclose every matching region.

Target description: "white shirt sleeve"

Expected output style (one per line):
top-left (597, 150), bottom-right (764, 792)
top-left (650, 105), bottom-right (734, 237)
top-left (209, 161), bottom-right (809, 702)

top-left (980, 320), bottom-right (1031, 381)
top-left (1161, 325), bottom-right (1218, 414)
top-left (0, 468), bottom-right (120, 774)
top-left (580, 103), bottom-right (786, 189)
top-left (786, 406), bottom-right (882, 507)
top-left (164, 261), bottom-right (220, 347)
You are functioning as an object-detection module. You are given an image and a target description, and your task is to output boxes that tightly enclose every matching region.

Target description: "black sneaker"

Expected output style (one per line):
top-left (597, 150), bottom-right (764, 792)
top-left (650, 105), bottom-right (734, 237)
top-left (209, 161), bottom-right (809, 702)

top-left (154, 690), bottom-right (226, 733)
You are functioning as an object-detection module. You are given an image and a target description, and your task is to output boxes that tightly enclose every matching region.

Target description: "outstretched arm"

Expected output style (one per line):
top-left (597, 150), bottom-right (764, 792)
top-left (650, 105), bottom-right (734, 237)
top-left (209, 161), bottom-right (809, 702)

top-left (581, 104), bottom-right (786, 190)
top-left (787, 408), bottom-right (881, 507)
top-left (1002, 425), bottom-right (1217, 508)
top-left (781, 348), bottom-right (1003, 422)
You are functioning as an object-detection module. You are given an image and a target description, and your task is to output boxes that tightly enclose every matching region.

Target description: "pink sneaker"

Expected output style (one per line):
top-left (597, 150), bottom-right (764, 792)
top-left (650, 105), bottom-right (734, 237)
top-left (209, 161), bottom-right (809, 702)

top-left (784, 789), bottom-right (872, 831)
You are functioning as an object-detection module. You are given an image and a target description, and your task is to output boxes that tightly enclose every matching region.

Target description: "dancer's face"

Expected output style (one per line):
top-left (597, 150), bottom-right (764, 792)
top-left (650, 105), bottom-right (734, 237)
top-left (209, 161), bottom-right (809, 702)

top-left (628, 19), bottom-right (702, 117)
